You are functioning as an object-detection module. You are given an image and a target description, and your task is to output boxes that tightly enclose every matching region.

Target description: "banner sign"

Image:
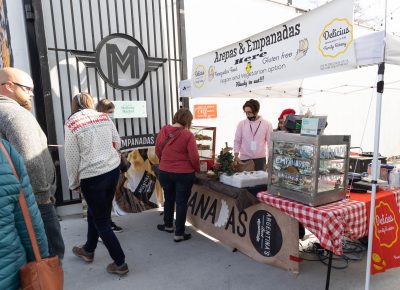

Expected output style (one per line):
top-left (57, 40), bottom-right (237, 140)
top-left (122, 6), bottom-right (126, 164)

top-left (194, 104), bottom-right (217, 119)
top-left (187, 184), bottom-right (300, 272)
top-left (113, 101), bottom-right (147, 118)
top-left (191, 0), bottom-right (355, 98)
top-left (371, 194), bottom-right (400, 274)
top-left (120, 134), bottom-right (156, 151)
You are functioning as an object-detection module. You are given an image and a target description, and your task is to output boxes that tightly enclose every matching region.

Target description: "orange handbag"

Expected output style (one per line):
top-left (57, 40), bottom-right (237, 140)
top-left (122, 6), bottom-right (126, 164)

top-left (0, 143), bottom-right (64, 290)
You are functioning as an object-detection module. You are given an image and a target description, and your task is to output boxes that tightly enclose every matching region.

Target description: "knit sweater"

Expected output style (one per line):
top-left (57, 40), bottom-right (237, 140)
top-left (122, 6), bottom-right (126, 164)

top-left (64, 109), bottom-right (121, 190)
top-left (0, 96), bottom-right (57, 204)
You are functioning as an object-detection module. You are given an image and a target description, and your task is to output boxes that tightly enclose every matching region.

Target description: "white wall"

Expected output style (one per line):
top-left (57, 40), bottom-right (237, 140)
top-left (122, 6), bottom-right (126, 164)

top-left (6, 0), bottom-right (30, 74)
top-left (6, 0), bottom-right (36, 115)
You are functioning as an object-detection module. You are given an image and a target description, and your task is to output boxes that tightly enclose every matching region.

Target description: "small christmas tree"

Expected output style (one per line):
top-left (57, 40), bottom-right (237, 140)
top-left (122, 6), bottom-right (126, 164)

top-left (213, 142), bottom-right (235, 176)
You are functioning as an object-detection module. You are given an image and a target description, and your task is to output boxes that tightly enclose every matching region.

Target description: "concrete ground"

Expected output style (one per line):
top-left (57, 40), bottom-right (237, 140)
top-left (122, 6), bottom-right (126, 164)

top-left (61, 209), bottom-right (399, 290)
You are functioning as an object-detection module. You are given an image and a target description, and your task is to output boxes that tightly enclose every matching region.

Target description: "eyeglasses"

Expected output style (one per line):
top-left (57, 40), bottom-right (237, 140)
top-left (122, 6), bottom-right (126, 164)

top-left (1, 81), bottom-right (34, 94)
top-left (13, 82), bottom-right (34, 94)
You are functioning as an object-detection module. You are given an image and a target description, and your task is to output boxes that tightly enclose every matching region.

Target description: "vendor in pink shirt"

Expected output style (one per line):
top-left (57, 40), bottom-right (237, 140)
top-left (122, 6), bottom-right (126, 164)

top-left (233, 99), bottom-right (273, 171)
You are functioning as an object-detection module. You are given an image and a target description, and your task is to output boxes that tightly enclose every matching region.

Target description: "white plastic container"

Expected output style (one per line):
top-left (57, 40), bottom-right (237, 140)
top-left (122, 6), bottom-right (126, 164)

top-left (219, 171), bottom-right (268, 188)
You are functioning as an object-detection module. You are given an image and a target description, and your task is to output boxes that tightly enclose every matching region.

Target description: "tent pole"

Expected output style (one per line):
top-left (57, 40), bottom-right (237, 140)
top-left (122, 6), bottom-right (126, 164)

top-left (364, 62), bottom-right (385, 290)
top-left (365, 1), bottom-right (387, 289)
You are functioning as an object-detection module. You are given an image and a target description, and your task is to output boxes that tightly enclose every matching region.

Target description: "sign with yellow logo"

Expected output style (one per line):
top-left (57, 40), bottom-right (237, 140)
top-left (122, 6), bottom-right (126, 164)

top-left (371, 195), bottom-right (400, 274)
top-left (191, 0), bottom-right (356, 99)
top-left (319, 18), bottom-right (353, 58)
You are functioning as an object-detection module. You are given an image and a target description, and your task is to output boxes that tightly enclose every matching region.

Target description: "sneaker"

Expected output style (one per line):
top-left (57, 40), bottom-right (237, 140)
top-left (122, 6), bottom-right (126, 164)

top-left (157, 224), bottom-right (174, 233)
top-left (72, 245), bottom-right (94, 262)
top-left (111, 222), bottom-right (123, 233)
top-left (174, 233), bottom-right (191, 242)
top-left (106, 262), bottom-right (129, 276)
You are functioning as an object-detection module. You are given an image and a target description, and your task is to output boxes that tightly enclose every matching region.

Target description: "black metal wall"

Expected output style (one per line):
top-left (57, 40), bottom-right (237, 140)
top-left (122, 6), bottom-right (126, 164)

top-left (29, 0), bottom-right (187, 204)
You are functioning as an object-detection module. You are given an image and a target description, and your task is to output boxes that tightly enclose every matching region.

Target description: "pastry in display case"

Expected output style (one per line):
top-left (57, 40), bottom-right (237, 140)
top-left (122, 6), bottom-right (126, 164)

top-left (268, 132), bottom-right (350, 206)
top-left (190, 126), bottom-right (216, 170)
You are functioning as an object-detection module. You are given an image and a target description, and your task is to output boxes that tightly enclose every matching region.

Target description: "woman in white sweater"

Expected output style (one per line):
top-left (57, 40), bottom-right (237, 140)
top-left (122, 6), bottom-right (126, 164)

top-left (64, 92), bottom-right (128, 276)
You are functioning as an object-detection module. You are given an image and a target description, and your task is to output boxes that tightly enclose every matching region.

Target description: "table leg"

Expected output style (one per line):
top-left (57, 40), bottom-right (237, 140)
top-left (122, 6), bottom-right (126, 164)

top-left (325, 250), bottom-right (333, 290)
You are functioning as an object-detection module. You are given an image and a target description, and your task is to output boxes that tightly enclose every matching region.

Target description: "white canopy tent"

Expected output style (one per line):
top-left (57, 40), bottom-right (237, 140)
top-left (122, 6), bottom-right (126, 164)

top-left (188, 0), bottom-right (400, 289)
top-left (187, 0), bottom-right (400, 157)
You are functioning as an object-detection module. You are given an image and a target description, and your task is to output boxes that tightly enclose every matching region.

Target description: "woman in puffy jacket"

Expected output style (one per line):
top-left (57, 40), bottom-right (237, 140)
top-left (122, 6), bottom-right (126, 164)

top-left (0, 139), bottom-right (49, 290)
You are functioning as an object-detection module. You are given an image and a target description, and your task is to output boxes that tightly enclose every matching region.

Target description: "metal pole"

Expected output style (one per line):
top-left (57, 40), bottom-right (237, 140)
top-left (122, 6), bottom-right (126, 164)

top-left (365, 62), bottom-right (385, 290)
top-left (365, 0), bottom-right (387, 288)
top-left (325, 251), bottom-right (333, 290)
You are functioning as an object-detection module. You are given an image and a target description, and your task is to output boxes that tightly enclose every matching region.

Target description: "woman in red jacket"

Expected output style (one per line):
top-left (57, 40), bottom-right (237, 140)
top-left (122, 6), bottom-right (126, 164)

top-left (155, 108), bottom-right (200, 242)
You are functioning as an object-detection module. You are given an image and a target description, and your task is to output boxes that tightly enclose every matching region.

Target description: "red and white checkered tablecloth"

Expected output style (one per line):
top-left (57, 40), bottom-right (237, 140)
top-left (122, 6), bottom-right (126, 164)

top-left (257, 191), bottom-right (400, 255)
top-left (257, 192), bottom-right (367, 255)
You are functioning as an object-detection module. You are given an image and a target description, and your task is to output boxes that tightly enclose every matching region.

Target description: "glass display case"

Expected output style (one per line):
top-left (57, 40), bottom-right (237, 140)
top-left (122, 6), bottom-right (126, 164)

top-left (268, 132), bottom-right (350, 206)
top-left (190, 126), bottom-right (216, 170)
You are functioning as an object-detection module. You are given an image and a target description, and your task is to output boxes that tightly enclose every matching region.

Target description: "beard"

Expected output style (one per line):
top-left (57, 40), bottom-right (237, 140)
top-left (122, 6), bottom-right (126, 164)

top-left (19, 99), bottom-right (32, 111)
top-left (14, 94), bottom-right (32, 111)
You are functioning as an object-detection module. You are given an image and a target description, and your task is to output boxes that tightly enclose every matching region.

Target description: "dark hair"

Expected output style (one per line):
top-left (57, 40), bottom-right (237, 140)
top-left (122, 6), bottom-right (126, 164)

top-left (242, 99), bottom-right (260, 113)
top-left (71, 92), bottom-right (94, 114)
top-left (172, 108), bottom-right (193, 128)
top-left (96, 98), bottom-right (115, 113)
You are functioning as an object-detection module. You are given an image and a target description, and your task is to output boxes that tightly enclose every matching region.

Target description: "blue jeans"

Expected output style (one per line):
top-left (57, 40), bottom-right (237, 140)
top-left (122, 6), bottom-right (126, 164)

top-left (80, 166), bottom-right (125, 266)
top-left (38, 203), bottom-right (65, 259)
top-left (158, 170), bottom-right (195, 236)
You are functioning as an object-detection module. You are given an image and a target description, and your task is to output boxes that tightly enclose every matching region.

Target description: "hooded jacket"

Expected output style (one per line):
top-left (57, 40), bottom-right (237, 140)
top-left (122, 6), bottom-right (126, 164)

top-left (155, 125), bottom-right (200, 173)
top-left (0, 139), bottom-right (49, 290)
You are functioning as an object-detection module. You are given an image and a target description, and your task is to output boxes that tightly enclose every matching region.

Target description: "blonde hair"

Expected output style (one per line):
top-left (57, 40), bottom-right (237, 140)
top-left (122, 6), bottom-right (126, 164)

top-left (71, 92), bottom-right (94, 113)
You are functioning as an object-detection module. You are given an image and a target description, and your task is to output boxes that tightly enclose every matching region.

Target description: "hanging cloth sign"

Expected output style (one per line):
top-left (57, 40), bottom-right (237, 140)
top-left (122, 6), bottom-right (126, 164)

top-left (191, 0), bottom-right (356, 98)
top-left (371, 193), bottom-right (400, 274)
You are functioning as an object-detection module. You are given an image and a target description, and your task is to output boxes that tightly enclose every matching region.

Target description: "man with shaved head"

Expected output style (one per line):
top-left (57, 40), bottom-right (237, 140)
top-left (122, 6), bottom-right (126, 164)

top-left (0, 67), bottom-right (65, 259)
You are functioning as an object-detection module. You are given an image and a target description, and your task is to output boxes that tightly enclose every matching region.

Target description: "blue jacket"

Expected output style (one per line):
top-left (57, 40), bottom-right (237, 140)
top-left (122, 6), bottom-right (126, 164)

top-left (0, 139), bottom-right (49, 290)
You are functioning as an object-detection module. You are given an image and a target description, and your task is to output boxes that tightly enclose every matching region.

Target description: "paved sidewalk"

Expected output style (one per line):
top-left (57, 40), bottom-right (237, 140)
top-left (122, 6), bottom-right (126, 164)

top-left (61, 209), bottom-right (399, 290)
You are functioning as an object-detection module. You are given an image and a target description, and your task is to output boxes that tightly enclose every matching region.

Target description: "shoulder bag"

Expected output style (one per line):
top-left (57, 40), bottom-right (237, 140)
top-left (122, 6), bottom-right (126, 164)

top-left (0, 142), bottom-right (64, 290)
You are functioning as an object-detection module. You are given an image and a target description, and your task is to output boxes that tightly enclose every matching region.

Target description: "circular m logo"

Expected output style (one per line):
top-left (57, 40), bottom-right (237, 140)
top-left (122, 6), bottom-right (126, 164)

top-left (71, 33), bottom-right (166, 90)
top-left (96, 34), bottom-right (147, 90)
